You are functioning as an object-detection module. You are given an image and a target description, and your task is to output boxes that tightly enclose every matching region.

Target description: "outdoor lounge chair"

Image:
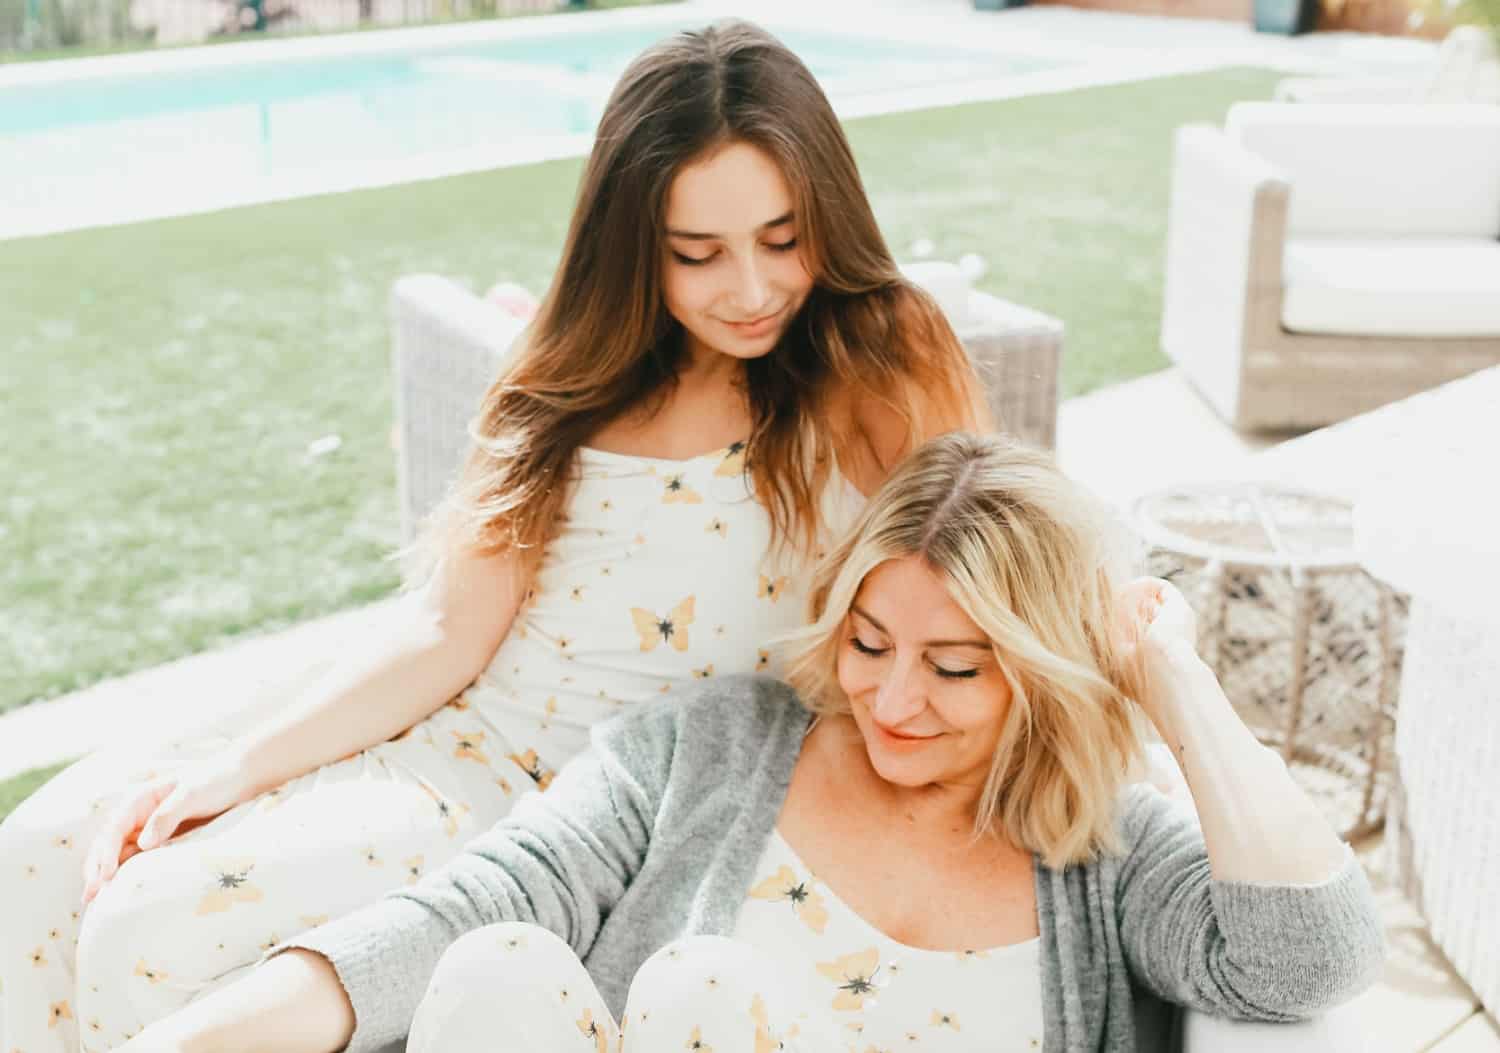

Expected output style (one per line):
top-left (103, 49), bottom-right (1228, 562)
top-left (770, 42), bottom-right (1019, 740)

top-left (1161, 102), bottom-right (1500, 432)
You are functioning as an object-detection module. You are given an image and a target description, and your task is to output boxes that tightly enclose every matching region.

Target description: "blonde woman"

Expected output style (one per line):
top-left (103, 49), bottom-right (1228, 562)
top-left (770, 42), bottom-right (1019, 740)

top-left (114, 433), bottom-right (1382, 1053)
top-left (0, 21), bottom-right (984, 1053)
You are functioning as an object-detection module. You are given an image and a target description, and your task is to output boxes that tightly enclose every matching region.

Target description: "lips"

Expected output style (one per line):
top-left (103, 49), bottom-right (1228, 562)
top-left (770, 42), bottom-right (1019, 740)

top-left (875, 723), bottom-right (938, 743)
top-left (721, 307), bottom-right (782, 332)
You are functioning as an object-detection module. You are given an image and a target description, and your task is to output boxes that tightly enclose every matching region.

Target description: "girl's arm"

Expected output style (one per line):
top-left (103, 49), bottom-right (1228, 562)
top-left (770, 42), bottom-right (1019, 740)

top-left (234, 545), bottom-right (527, 797)
top-left (85, 546), bottom-right (529, 899)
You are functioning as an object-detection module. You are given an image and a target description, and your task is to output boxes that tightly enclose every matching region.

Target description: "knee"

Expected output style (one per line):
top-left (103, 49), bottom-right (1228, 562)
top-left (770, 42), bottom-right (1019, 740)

top-left (628, 936), bottom-right (773, 1010)
top-left (0, 806), bottom-right (85, 940)
top-left (425, 923), bottom-right (575, 1000)
top-left (74, 859), bottom-right (190, 1016)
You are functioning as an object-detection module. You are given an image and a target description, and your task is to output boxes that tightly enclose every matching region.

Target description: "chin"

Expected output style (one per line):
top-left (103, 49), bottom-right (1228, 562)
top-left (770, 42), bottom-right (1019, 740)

top-left (862, 739), bottom-right (943, 788)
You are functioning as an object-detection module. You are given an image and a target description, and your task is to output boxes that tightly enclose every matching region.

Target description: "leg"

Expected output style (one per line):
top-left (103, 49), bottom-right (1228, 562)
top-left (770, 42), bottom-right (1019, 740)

top-left (409, 923), bottom-right (616, 1053)
top-left (0, 733), bottom-right (233, 1053)
top-left (622, 936), bottom-right (836, 1053)
top-left (66, 704), bottom-right (532, 1052)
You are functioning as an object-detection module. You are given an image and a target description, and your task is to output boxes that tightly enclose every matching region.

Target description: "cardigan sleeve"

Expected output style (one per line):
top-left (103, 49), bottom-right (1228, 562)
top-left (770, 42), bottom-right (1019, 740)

top-left (267, 699), bottom-right (681, 1053)
top-left (1112, 784), bottom-right (1384, 1022)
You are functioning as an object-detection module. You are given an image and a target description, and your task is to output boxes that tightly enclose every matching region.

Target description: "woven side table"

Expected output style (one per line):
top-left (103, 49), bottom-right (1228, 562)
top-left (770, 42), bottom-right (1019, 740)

top-left (1131, 484), bottom-right (1407, 839)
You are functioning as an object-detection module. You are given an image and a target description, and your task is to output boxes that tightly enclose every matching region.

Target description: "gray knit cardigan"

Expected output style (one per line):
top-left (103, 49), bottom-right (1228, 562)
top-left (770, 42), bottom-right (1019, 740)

top-left (283, 675), bottom-right (1383, 1053)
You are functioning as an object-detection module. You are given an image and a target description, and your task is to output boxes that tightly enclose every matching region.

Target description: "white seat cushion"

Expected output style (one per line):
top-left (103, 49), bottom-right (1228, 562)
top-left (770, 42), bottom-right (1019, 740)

top-left (1281, 236), bottom-right (1500, 337)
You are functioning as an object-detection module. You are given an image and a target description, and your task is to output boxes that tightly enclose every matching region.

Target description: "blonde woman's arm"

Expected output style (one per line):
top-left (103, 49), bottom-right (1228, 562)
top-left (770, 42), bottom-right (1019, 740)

top-left (83, 546), bottom-right (526, 902)
top-left (1125, 578), bottom-right (1348, 884)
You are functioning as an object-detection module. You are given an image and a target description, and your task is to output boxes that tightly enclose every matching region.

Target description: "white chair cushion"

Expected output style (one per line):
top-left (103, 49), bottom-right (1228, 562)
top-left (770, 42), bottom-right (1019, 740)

top-left (1226, 103), bottom-right (1500, 238)
top-left (1281, 236), bottom-right (1500, 337)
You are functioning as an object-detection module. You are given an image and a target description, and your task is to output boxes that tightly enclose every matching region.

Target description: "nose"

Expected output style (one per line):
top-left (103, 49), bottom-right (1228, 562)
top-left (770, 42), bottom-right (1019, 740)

top-left (728, 254), bottom-right (772, 316)
top-left (871, 655), bottom-right (925, 727)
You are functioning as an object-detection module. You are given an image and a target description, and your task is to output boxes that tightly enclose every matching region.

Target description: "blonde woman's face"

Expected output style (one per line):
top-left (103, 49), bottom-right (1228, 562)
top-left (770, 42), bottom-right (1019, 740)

top-left (836, 556), bottom-right (1014, 794)
top-left (661, 141), bottom-right (814, 363)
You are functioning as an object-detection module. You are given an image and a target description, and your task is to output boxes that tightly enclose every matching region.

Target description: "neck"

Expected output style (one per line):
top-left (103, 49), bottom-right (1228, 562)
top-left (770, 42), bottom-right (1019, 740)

top-left (679, 333), bottom-right (746, 392)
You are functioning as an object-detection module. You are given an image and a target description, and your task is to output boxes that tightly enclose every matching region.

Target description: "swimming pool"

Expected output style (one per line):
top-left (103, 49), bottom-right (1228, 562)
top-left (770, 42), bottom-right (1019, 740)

top-left (0, 8), bottom-right (1073, 238)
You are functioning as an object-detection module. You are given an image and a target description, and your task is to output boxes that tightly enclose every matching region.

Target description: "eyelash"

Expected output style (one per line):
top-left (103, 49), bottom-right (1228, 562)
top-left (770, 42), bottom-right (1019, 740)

top-left (848, 636), bottom-right (980, 680)
top-left (672, 239), bottom-right (798, 266)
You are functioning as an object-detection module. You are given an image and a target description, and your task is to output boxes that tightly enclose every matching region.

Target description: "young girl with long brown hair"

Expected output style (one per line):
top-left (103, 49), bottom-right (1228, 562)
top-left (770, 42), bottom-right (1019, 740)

top-left (0, 19), bottom-right (981, 1053)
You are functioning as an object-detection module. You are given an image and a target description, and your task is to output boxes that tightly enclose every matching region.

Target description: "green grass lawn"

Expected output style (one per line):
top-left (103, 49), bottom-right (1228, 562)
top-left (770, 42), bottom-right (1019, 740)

top-left (0, 67), bottom-right (1282, 736)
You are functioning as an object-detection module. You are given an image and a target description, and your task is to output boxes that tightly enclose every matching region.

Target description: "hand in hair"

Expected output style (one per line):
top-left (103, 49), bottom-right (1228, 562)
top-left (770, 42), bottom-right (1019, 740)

top-left (1117, 577), bottom-right (1197, 655)
top-left (1112, 577), bottom-right (1199, 732)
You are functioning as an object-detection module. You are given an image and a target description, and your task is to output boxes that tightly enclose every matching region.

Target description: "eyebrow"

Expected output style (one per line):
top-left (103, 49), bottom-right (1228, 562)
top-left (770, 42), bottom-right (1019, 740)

top-left (850, 604), bottom-right (991, 650)
top-left (665, 211), bottom-right (795, 241)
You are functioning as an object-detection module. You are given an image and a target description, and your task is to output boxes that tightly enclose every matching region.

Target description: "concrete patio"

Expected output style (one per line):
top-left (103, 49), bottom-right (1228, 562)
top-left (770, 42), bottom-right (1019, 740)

top-left (2, 365), bottom-right (1495, 1051)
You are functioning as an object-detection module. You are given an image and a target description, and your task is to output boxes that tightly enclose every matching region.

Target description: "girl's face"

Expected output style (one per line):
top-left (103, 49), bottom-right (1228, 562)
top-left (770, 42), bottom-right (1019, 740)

top-left (836, 556), bottom-right (1014, 795)
top-left (661, 140), bottom-right (815, 363)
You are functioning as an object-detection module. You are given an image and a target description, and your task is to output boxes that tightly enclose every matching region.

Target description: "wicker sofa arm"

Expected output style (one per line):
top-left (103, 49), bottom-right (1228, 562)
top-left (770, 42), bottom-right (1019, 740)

top-left (391, 274), bottom-right (526, 545)
top-left (1160, 123), bottom-right (1290, 426)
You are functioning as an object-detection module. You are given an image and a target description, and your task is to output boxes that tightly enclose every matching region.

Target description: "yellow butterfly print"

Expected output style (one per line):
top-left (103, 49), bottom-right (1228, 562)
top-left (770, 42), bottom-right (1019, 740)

top-left (749, 865), bottom-right (829, 934)
top-left (196, 860), bottom-right (264, 915)
top-left (685, 1026), bottom-right (713, 1051)
top-left (403, 856), bottom-right (424, 885)
top-left (692, 664), bottom-right (714, 679)
top-left (301, 914), bottom-right (330, 928)
top-left (816, 948), bottom-right (882, 1011)
top-left (749, 994), bottom-right (798, 1053)
top-left (29, 947), bottom-right (46, 967)
top-left (662, 474), bottom-right (702, 504)
top-left (452, 731), bottom-right (491, 766)
top-left (715, 440), bottom-right (748, 477)
top-left (757, 575), bottom-right (790, 602)
top-left (541, 696), bottom-right (559, 730)
top-left (509, 748), bottom-right (555, 790)
top-left (432, 793), bottom-right (470, 837)
top-left (630, 595), bottom-right (696, 653)
top-left (571, 585), bottom-right (587, 602)
top-left (706, 518), bottom-right (728, 538)
top-left (756, 649), bottom-right (770, 671)
top-left (930, 1010), bottom-right (960, 1030)
top-left (577, 1009), bottom-right (609, 1053)
top-left (362, 847), bottom-right (382, 867)
top-left (132, 960), bottom-right (167, 985)
top-left (48, 1001), bottom-right (73, 1028)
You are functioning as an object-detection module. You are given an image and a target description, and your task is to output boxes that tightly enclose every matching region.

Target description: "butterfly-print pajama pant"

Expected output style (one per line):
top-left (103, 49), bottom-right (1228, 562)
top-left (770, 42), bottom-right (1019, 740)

top-left (408, 923), bottom-right (842, 1053)
top-left (0, 687), bottom-right (552, 1053)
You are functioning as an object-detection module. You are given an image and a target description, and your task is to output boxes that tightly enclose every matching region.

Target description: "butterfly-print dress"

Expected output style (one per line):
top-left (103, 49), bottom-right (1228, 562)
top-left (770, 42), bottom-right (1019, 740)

top-left (731, 830), bottom-right (1046, 1051)
top-left (0, 440), bottom-right (862, 1053)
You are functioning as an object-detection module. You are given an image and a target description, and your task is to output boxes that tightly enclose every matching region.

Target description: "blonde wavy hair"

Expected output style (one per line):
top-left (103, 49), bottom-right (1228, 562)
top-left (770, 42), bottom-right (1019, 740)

top-left (785, 432), bottom-right (1145, 869)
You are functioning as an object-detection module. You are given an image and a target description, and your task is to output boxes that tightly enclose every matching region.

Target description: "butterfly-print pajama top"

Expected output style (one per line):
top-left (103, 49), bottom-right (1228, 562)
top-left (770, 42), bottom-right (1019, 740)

top-left (451, 440), bottom-right (865, 790)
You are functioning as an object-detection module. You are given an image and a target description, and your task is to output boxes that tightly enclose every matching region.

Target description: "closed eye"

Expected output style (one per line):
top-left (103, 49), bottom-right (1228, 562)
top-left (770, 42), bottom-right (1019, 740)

top-left (849, 636), bottom-right (887, 658)
top-left (671, 239), bottom-right (798, 267)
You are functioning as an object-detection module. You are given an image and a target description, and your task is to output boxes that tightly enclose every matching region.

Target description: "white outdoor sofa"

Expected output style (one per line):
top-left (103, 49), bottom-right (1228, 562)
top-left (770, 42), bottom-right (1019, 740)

top-left (1161, 102), bottom-right (1500, 432)
top-left (388, 273), bottom-right (1371, 1052)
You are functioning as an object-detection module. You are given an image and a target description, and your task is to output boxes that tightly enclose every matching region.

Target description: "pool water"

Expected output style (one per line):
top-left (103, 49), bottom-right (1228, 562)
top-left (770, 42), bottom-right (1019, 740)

top-left (0, 18), bottom-right (1066, 237)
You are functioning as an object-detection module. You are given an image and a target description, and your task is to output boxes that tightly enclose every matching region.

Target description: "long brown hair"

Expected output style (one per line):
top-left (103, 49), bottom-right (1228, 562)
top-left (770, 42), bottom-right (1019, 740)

top-left (413, 19), bottom-right (982, 581)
